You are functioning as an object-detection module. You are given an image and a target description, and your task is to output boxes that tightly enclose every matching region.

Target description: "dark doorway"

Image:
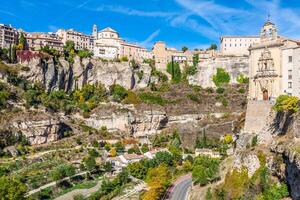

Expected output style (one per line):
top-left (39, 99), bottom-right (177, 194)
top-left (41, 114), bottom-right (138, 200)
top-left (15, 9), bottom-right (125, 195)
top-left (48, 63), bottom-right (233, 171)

top-left (263, 90), bottom-right (268, 101)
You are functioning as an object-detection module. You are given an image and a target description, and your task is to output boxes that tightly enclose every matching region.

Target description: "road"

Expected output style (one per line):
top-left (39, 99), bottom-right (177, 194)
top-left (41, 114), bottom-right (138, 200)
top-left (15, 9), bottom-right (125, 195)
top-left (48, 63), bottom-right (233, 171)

top-left (164, 174), bottom-right (192, 200)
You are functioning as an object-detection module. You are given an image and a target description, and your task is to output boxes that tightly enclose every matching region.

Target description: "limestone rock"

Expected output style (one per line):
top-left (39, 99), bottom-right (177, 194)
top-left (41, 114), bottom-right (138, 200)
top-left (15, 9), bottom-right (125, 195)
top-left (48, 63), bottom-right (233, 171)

top-left (233, 152), bottom-right (261, 177)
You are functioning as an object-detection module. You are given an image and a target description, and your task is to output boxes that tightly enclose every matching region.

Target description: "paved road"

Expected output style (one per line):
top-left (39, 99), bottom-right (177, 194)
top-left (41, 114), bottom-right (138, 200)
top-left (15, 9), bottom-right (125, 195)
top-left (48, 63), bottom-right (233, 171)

top-left (169, 178), bottom-right (192, 200)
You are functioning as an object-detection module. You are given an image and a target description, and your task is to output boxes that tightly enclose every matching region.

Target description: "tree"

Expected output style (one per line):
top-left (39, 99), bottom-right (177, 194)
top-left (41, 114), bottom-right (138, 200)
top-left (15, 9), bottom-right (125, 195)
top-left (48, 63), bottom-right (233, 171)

top-left (110, 147), bottom-right (117, 157)
top-left (63, 40), bottom-right (76, 63)
top-left (128, 161), bottom-right (148, 179)
top-left (273, 95), bottom-right (299, 113)
top-left (192, 156), bottom-right (220, 185)
top-left (207, 44), bottom-right (217, 50)
top-left (212, 68), bottom-right (230, 87)
top-left (193, 54), bottom-right (199, 68)
top-left (50, 164), bottom-right (75, 181)
top-left (182, 46), bottom-right (188, 52)
top-left (0, 176), bottom-right (27, 200)
top-left (78, 49), bottom-right (93, 59)
top-left (167, 62), bottom-right (182, 83)
top-left (141, 144), bottom-right (149, 153)
top-left (154, 151), bottom-right (174, 167)
top-left (237, 74), bottom-right (249, 84)
top-left (103, 162), bottom-right (112, 172)
top-left (10, 45), bottom-right (17, 63)
top-left (83, 156), bottom-right (97, 171)
top-left (110, 84), bottom-right (128, 102)
top-left (17, 33), bottom-right (27, 50)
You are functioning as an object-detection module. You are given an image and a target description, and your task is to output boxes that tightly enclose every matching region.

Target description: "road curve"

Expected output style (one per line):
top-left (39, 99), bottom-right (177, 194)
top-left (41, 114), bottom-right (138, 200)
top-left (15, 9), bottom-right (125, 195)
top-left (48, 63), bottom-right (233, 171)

top-left (164, 174), bottom-right (192, 200)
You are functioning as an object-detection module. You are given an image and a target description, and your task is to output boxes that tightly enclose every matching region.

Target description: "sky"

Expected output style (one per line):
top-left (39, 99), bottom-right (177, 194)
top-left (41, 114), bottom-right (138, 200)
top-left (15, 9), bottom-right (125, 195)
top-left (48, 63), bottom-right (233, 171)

top-left (1, 0), bottom-right (300, 50)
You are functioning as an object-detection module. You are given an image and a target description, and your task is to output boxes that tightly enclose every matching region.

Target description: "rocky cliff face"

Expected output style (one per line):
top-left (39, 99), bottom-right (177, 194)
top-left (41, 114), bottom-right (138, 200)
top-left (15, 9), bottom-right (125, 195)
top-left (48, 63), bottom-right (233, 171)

top-left (189, 56), bottom-right (249, 88)
top-left (19, 56), bottom-right (152, 92)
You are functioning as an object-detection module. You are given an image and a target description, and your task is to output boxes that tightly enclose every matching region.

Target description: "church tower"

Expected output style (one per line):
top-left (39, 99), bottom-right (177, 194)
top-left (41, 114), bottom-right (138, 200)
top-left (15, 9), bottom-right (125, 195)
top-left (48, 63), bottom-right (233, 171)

top-left (92, 24), bottom-right (98, 39)
top-left (260, 19), bottom-right (278, 42)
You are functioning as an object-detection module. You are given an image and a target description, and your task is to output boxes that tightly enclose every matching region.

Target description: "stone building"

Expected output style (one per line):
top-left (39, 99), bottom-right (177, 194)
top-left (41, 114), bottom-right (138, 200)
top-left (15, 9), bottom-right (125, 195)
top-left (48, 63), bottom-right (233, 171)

top-left (25, 32), bottom-right (64, 52)
top-left (0, 24), bottom-right (18, 49)
top-left (152, 41), bottom-right (193, 71)
top-left (93, 25), bottom-right (152, 62)
top-left (56, 29), bottom-right (94, 51)
top-left (248, 20), bottom-right (298, 101)
top-left (220, 36), bottom-right (260, 56)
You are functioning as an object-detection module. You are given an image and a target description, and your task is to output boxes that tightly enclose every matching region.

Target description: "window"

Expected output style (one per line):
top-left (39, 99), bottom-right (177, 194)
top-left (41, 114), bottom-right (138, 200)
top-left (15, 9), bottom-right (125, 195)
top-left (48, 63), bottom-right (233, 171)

top-left (288, 70), bottom-right (292, 80)
top-left (99, 48), bottom-right (105, 54)
top-left (288, 56), bottom-right (293, 63)
top-left (288, 82), bottom-right (292, 88)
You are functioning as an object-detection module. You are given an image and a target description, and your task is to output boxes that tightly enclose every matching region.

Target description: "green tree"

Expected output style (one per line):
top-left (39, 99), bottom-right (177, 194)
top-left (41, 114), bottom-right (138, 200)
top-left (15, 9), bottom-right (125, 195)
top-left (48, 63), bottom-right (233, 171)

top-left (17, 33), bottom-right (27, 50)
top-left (167, 62), bottom-right (181, 83)
top-left (237, 74), bottom-right (249, 84)
top-left (0, 176), bottom-right (27, 200)
top-left (182, 46), bottom-right (188, 52)
top-left (50, 164), bottom-right (75, 181)
top-left (193, 54), bottom-right (199, 67)
top-left (83, 156), bottom-right (96, 171)
top-left (212, 68), bottom-right (230, 87)
top-left (192, 156), bottom-right (220, 185)
top-left (64, 40), bottom-right (76, 63)
top-left (141, 143), bottom-right (150, 153)
top-left (207, 44), bottom-right (217, 50)
top-left (78, 49), bottom-right (93, 59)
top-left (273, 95), bottom-right (299, 113)
top-left (128, 161), bottom-right (148, 179)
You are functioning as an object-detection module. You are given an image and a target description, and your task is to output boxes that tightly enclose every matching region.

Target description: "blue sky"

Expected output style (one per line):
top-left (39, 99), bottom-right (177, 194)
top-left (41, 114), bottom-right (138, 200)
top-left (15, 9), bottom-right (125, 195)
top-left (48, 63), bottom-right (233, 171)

top-left (1, 0), bottom-right (300, 50)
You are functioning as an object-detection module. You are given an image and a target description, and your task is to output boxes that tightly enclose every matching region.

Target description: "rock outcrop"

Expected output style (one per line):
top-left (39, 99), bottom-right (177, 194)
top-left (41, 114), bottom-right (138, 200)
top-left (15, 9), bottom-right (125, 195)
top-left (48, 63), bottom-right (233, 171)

top-left (19, 56), bottom-right (152, 92)
top-left (189, 56), bottom-right (249, 88)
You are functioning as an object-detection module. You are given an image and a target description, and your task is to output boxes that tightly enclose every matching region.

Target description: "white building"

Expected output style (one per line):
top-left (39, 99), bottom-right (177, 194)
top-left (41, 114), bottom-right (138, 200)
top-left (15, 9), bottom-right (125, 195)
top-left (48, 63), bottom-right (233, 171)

top-left (93, 25), bottom-right (152, 62)
top-left (220, 36), bottom-right (260, 56)
top-left (56, 29), bottom-right (94, 51)
top-left (282, 46), bottom-right (300, 97)
top-left (93, 27), bottom-right (122, 60)
top-left (0, 24), bottom-right (18, 49)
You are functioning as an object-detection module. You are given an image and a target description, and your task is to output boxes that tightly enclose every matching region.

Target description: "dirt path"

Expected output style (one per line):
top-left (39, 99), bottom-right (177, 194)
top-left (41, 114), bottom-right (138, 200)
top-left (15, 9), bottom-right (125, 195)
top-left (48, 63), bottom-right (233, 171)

top-left (54, 180), bottom-right (102, 200)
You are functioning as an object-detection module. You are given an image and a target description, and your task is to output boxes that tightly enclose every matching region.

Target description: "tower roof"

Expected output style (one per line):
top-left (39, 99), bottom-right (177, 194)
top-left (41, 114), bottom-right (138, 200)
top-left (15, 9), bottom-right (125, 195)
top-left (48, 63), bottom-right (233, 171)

top-left (100, 27), bottom-right (117, 33)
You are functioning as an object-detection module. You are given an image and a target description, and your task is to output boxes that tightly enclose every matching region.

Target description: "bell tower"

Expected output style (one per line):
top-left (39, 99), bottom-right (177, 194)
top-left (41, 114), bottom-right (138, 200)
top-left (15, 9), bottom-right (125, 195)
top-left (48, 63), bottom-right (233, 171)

top-left (260, 17), bottom-right (278, 42)
top-left (92, 24), bottom-right (98, 39)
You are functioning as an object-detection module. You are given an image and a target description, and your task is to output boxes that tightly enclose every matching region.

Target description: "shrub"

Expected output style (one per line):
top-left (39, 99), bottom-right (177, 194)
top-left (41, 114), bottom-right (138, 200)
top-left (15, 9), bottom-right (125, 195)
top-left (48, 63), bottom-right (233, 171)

top-left (78, 49), bottom-right (93, 59)
top-left (212, 68), bottom-right (230, 87)
top-left (50, 164), bottom-right (75, 181)
top-left (123, 91), bottom-right (141, 105)
top-left (237, 74), bottom-right (249, 84)
top-left (216, 87), bottom-right (225, 94)
top-left (187, 93), bottom-right (201, 103)
top-left (238, 88), bottom-right (246, 93)
top-left (139, 92), bottom-right (167, 106)
top-left (110, 84), bottom-right (128, 102)
top-left (0, 176), bottom-right (27, 200)
top-left (120, 56), bottom-right (128, 62)
top-left (206, 87), bottom-right (214, 93)
top-left (251, 135), bottom-right (258, 147)
top-left (273, 95), bottom-right (299, 113)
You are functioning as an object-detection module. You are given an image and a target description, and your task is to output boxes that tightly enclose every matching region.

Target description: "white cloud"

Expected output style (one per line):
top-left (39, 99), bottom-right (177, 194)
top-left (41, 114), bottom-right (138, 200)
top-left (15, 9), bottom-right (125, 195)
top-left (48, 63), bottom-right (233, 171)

top-left (140, 29), bottom-right (161, 48)
top-left (93, 5), bottom-right (176, 18)
top-left (0, 9), bottom-right (17, 17)
top-left (48, 25), bottom-right (59, 32)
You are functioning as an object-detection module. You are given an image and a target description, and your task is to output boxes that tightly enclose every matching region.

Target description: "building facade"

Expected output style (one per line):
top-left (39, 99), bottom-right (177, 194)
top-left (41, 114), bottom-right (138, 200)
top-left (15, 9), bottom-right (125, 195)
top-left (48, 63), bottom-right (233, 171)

top-left (0, 24), bottom-right (18, 49)
top-left (93, 25), bottom-right (152, 62)
top-left (248, 20), bottom-right (298, 101)
top-left (220, 36), bottom-right (260, 56)
top-left (56, 29), bottom-right (93, 51)
top-left (152, 41), bottom-right (193, 71)
top-left (25, 32), bottom-right (64, 52)
top-left (282, 46), bottom-right (300, 97)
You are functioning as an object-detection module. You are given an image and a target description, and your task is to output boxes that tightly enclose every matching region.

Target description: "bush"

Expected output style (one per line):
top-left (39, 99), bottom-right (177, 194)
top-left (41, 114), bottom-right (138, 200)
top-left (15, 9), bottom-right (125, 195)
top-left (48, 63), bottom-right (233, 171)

top-left (78, 49), bottom-right (93, 59)
top-left (238, 88), bottom-right (246, 93)
top-left (187, 93), bottom-right (201, 103)
top-left (123, 91), bottom-right (141, 105)
top-left (120, 56), bottom-right (128, 62)
top-left (139, 92), bottom-right (167, 106)
top-left (110, 84), bottom-right (128, 102)
top-left (273, 95), bottom-right (299, 113)
top-left (212, 68), bottom-right (230, 87)
top-left (216, 87), bottom-right (225, 94)
top-left (192, 156), bottom-right (220, 185)
top-left (0, 176), bottom-right (27, 200)
top-left (237, 74), bottom-right (249, 84)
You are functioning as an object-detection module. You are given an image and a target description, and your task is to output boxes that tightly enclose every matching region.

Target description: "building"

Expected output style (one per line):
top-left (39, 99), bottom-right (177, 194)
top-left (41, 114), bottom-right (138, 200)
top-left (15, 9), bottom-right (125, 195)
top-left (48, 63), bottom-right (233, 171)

top-left (195, 148), bottom-right (221, 158)
top-left (248, 20), bottom-right (299, 101)
top-left (152, 41), bottom-right (193, 71)
top-left (282, 46), bottom-right (300, 97)
top-left (25, 32), bottom-right (64, 52)
top-left (56, 29), bottom-right (94, 51)
top-left (220, 36), bottom-right (260, 56)
top-left (0, 24), bottom-right (18, 49)
top-left (93, 25), bottom-right (152, 62)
